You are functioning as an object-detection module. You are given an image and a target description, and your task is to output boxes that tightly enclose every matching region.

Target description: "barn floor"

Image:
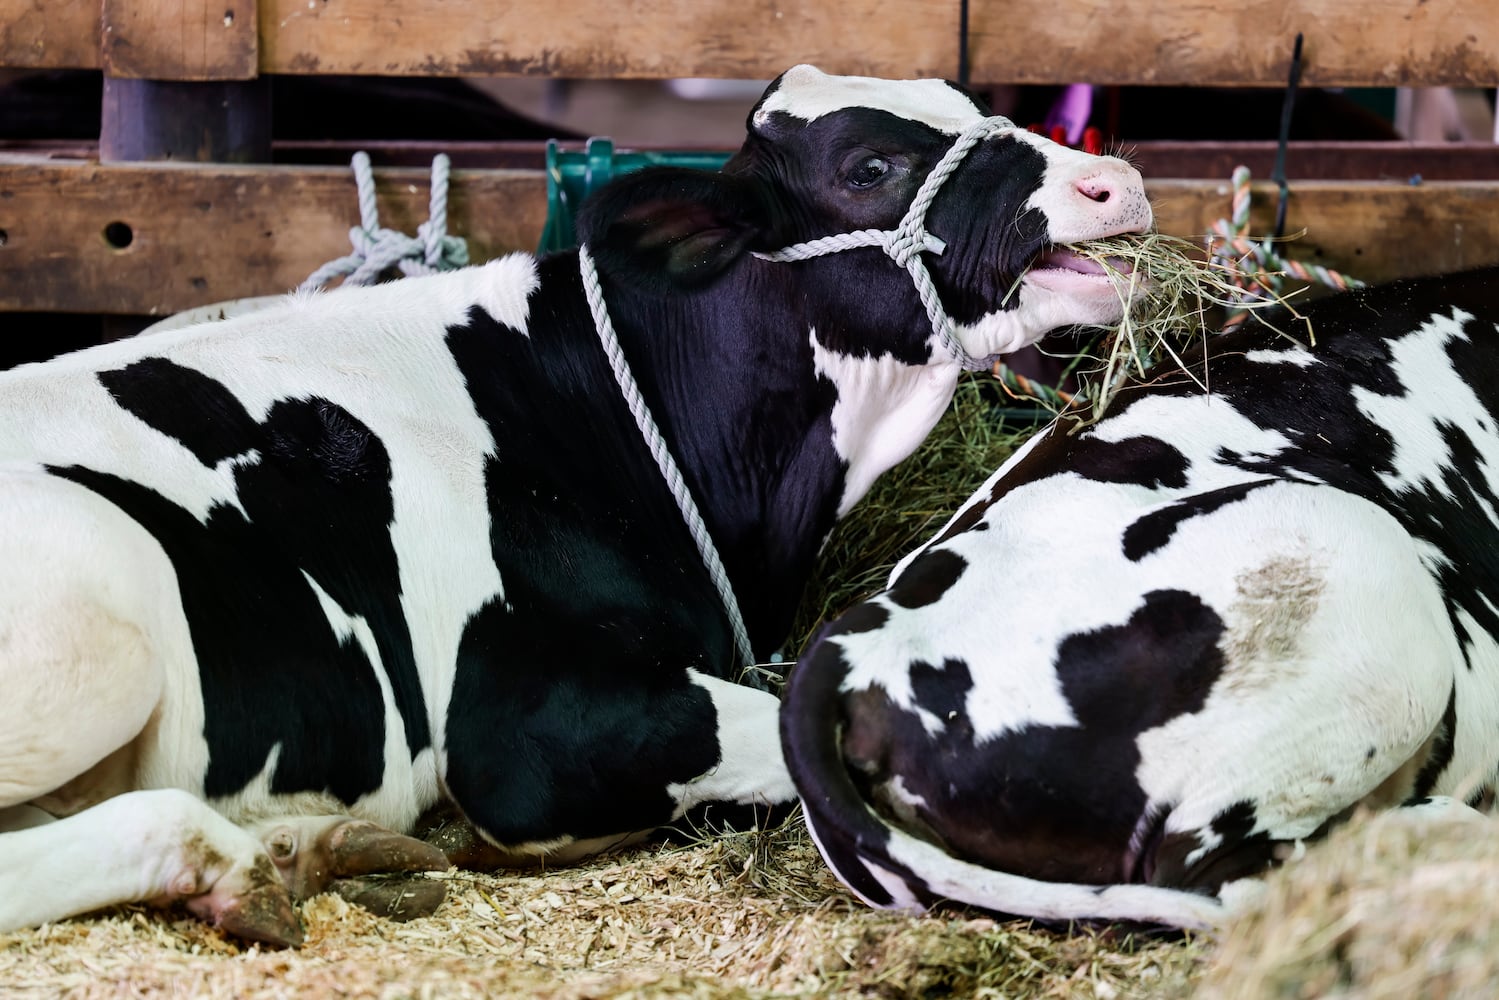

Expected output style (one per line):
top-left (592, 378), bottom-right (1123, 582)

top-left (0, 818), bottom-right (1207, 999)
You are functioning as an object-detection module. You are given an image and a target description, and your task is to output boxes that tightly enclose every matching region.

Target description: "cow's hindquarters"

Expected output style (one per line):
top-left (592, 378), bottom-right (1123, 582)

top-left (781, 630), bottom-right (1226, 927)
top-left (0, 469), bottom-right (182, 811)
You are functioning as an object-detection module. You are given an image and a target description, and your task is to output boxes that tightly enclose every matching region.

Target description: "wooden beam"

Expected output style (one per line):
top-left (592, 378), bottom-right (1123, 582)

top-left (0, 160), bottom-right (1496, 316)
top-left (261, 0), bottom-right (1499, 84)
top-left (100, 79), bottom-right (272, 162)
top-left (101, 0), bottom-right (259, 80)
top-left (0, 0), bottom-right (98, 70)
top-left (10, 139), bottom-right (1499, 183)
top-left (4, 0), bottom-right (1498, 86)
top-left (0, 159), bottom-right (548, 314)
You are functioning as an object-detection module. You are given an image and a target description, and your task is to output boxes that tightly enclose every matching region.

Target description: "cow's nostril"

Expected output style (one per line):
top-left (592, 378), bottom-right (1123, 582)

top-left (1077, 180), bottom-right (1112, 203)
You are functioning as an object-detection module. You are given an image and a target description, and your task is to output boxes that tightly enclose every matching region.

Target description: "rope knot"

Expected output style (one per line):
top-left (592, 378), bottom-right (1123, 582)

top-left (299, 152), bottom-right (469, 293)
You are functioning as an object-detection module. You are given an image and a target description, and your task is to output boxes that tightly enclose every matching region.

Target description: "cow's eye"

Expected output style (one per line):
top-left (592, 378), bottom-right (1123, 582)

top-left (846, 155), bottom-right (890, 189)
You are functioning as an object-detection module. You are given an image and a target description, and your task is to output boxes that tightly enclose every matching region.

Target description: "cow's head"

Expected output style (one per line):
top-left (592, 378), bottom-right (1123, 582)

top-left (579, 64), bottom-right (1152, 369)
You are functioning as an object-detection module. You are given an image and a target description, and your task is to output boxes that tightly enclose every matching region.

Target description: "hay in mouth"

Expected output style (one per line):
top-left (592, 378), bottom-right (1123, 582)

top-left (1034, 231), bottom-right (1310, 427)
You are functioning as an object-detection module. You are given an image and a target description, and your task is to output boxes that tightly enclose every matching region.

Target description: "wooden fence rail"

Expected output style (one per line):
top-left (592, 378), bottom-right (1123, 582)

top-left (4, 158), bottom-right (1497, 315)
top-left (4, 0), bottom-right (1498, 86)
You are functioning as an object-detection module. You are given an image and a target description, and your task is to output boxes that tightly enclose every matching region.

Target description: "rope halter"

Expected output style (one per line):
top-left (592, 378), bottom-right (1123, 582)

top-left (752, 114), bottom-right (1016, 371)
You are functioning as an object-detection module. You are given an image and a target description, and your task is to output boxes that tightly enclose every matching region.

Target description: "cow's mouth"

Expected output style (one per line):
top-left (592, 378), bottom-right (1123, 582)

top-left (1031, 247), bottom-right (1134, 279)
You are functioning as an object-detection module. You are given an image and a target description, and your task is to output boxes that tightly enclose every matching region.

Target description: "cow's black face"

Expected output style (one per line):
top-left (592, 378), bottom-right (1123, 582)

top-left (734, 64), bottom-right (1154, 364)
top-left (579, 67), bottom-right (1151, 368)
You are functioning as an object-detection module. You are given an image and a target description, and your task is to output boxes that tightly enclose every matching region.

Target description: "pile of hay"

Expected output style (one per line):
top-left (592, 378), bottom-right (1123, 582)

top-left (787, 372), bottom-right (1033, 652)
top-left (0, 817), bottom-right (1206, 998)
top-left (1195, 807), bottom-right (1499, 999)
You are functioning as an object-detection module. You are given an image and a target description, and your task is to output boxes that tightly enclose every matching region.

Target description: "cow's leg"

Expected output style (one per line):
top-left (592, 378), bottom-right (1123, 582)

top-left (443, 663), bottom-right (795, 864)
top-left (0, 789), bottom-right (302, 945)
top-left (246, 814), bottom-right (451, 919)
top-left (666, 669), bottom-right (797, 818)
top-left (0, 474), bottom-right (300, 943)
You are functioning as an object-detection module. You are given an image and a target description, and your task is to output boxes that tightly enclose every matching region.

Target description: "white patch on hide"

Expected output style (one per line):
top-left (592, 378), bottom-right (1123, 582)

top-left (665, 669), bottom-right (794, 816)
top-left (1245, 346), bottom-right (1319, 367)
top-left (754, 64), bottom-right (987, 135)
top-left (810, 328), bottom-right (960, 517)
top-left (301, 573), bottom-right (424, 832)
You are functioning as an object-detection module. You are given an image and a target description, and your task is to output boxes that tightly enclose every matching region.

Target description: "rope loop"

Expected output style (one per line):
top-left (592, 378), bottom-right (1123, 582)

top-left (300, 152), bottom-right (469, 293)
top-left (1207, 165), bottom-right (1364, 330)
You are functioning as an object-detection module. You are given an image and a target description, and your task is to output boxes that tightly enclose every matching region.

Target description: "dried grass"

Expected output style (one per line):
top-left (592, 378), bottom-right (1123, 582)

top-left (787, 373), bottom-right (1032, 653)
top-left (1195, 808), bottom-right (1499, 1000)
top-left (1043, 233), bottom-right (1308, 427)
top-left (0, 816), bottom-right (1207, 998)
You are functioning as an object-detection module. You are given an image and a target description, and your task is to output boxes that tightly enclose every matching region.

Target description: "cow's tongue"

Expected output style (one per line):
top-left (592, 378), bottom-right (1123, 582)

top-left (1034, 248), bottom-right (1133, 276)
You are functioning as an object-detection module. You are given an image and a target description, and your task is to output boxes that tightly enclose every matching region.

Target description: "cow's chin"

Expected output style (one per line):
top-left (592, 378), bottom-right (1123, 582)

top-left (952, 279), bottom-right (1132, 365)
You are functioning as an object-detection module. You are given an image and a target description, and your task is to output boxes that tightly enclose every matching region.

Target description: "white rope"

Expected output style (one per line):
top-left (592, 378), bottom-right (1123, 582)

top-left (753, 116), bottom-right (1014, 371)
top-left (577, 245), bottom-right (757, 672)
top-left (300, 152), bottom-right (470, 292)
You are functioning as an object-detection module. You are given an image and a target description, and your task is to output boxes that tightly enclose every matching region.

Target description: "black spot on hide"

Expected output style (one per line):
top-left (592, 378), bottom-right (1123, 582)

top-left (59, 374), bottom-right (431, 800)
top-left (1121, 479), bottom-right (1275, 561)
top-left (889, 550), bottom-right (967, 609)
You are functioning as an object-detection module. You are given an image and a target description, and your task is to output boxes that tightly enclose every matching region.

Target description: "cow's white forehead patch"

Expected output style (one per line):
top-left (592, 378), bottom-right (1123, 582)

top-left (754, 64), bottom-right (984, 135)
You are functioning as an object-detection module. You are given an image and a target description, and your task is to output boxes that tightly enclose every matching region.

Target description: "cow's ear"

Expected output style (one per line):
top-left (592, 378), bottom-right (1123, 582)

top-left (577, 167), bottom-right (769, 290)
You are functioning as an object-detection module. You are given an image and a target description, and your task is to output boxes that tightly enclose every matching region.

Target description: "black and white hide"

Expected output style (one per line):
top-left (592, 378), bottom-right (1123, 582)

top-left (0, 65), bottom-right (1151, 944)
top-left (782, 264), bottom-right (1499, 929)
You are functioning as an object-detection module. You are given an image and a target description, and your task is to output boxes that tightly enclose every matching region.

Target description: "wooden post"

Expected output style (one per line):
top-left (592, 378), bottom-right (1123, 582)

top-left (100, 77), bottom-right (270, 163)
top-left (98, 0), bottom-right (268, 163)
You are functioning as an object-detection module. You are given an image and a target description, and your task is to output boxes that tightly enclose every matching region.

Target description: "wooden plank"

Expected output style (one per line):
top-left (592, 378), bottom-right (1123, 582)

top-left (0, 159), bottom-right (547, 315)
top-left (1148, 179), bottom-right (1499, 283)
top-left (261, 0), bottom-right (1499, 84)
top-left (0, 0), bottom-right (98, 69)
top-left (259, 0), bottom-right (960, 79)
top-left (0, 161), bottom-right (1496, 315)
top-left (6, 0), bottom-right (1499, 85)
top-left (971, 0), bottom-right (1499, 87)
top-left (102, 0), bottom-right (259, 79)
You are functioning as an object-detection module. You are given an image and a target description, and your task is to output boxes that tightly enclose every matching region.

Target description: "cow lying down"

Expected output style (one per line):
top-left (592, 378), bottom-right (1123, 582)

top-left (0, 66), bottom-right (1154, 944)
top-left (782, 263), bottom-right (1499, 929)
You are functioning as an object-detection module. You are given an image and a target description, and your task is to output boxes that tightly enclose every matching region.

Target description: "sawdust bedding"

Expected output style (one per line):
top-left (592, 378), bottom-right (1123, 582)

top-left (0, 818), bottom-right (1205, 999)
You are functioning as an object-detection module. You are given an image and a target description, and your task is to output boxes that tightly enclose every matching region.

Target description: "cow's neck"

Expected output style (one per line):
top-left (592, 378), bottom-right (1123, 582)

top-left (594, 259), bottom-right (960, 654)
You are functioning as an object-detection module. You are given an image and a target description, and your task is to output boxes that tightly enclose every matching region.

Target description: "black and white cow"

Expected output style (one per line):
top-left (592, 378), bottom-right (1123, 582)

top-left (782, 264), bottom-right (1499, 928)
top-left (0, 66), bottom-right (1151, 944)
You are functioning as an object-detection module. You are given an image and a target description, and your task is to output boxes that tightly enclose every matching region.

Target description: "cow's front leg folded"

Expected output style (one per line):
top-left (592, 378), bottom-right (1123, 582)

top-left (247, 814), bottom-right (451, 920)
top-left (0, 788), bottom-right (304, 947)
top-left (442, 660), bottom-right (796, 864)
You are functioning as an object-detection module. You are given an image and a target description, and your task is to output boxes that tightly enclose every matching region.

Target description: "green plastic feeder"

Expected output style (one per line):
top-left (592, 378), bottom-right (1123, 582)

top-left (539, 138), bottom-right (732, 254)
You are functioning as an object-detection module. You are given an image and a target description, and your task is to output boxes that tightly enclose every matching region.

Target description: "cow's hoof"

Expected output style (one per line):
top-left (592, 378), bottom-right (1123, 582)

top-left (328, 873), bottom-right (448, 921)
top-left (210, 870), bottom-right (305, 948)
top-left (324, 819), bottom-right (453, 879)
top-left (253, 816), bottom-right (451, 901)
top-left (417, 811), bottom-right (513, 871)
top-left (181, 853), bottom-right (304, 949)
